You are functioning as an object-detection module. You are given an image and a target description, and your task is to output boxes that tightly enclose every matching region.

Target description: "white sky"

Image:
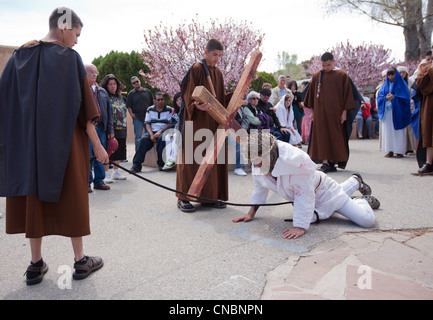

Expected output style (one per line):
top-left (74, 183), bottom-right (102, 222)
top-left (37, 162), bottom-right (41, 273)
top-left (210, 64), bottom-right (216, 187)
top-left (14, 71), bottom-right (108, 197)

top-left (0, 0), bottom-right (406, 72)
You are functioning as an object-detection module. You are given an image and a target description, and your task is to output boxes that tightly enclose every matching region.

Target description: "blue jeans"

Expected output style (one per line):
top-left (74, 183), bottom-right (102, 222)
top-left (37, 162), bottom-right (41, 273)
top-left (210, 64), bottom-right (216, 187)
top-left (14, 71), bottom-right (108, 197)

top-left (133, 118), bottom-right (145, 152)
top-left (89, 125), bottom-right (107, 186)
top-left (270, 126), bottom-right (282, 140)
top-left (133, 132), bottom-right (166, 170)
top-left (235, 142), bottom-right (243, 169)
top-left (228, 135), bottom-right (244, 169)
top-left (356, 114), bottom-right (373, 137)
top-left (276, 128), bottom-right (291, 143)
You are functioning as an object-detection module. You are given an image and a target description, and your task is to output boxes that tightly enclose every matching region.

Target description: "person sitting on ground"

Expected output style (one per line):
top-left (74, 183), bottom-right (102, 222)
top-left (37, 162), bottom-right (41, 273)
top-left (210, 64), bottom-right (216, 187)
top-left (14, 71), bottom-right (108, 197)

top-left (232, 132), bottom-right (379, 239)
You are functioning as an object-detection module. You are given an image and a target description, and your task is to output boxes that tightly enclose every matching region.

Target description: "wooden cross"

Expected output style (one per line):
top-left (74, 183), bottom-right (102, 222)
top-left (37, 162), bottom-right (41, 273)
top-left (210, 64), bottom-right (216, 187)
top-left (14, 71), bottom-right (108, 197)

top-left (187, 50), bottom-right (262, 198)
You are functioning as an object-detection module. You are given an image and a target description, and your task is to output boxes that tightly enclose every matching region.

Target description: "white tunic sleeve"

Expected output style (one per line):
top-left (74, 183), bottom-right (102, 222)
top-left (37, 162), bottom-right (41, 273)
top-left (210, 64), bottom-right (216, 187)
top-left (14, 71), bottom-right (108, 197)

top-left (285, 174), bottom-right (316, 230)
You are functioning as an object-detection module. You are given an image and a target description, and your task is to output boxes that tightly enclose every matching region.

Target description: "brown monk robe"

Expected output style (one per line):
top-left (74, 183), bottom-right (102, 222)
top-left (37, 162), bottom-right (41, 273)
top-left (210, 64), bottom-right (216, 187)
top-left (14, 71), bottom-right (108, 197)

top-left (415, 63), bottom-right (433, 174)
top-left (416, 64), bottom-right (433, 149)
top-left (1, 7), bottom-right (107, 286)
top-left (304, 61), bottom-right (355, 169)
top-left (176, 41), bottom-right (233, 210)
top-left (5, 40), bottom-right (100, 238)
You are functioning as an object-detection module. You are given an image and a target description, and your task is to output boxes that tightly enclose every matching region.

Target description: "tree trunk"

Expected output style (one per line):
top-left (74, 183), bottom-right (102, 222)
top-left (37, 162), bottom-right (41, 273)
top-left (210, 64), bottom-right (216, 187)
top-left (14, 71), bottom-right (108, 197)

top-left (404, 23), bottom-right (421, 61)
top-left (418, 0), bottom-right (433, 57)
top-left (326, 0), bottom-right (433, 61)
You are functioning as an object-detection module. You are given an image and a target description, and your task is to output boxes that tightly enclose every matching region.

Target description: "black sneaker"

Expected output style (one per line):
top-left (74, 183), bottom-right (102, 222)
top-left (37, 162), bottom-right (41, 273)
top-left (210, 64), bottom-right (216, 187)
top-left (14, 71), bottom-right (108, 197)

top-left (130, 166), bottom-right (142, 173)
top-left (201, 201), bottom-right (227, 209)
top-left (319, 163), bottom-right (336, 173)
top-left (177, 199), bottom-right (195, 212)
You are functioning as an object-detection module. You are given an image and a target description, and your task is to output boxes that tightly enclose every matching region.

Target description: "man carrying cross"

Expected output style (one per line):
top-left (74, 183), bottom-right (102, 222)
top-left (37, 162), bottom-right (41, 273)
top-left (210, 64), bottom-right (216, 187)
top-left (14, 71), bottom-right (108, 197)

top-left (176, 39), bottom-right (233, 212)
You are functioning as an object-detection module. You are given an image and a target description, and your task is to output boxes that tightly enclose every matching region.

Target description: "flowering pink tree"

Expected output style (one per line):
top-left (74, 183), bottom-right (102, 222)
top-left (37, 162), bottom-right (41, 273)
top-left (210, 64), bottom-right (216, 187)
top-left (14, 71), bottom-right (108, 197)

top-left (139, 15), bottom-right (264, 97)
top-left (307, 42), bottom-right (395, 88)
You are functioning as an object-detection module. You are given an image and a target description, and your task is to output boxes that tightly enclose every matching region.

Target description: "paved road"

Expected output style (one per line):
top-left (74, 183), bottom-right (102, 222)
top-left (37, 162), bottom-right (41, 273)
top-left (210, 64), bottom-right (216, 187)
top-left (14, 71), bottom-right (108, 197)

top-left (0, 139), bottom-right (432, 300)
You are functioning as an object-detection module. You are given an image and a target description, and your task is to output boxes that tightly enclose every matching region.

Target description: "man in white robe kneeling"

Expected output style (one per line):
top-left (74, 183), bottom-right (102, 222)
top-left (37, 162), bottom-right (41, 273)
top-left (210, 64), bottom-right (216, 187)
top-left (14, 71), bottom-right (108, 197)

top-left (232, 131), bottom-right (379, 239)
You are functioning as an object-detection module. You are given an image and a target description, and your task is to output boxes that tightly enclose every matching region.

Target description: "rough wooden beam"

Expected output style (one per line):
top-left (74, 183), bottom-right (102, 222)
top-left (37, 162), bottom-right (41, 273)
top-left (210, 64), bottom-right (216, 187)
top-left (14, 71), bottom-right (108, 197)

top-left (187, 50), bottom-right (262, 199)
top-left (191, 86), bottom-right (229, 125)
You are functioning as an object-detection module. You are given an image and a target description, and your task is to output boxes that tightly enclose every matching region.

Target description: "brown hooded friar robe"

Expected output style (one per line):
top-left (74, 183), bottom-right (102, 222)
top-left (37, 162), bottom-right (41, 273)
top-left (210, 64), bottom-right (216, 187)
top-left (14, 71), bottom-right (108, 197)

top-left (416, 64), bottom-right (433, 149)
top-left (2, 41), bottom-right (99, 238)
top-left (176, 61), bottom-right (232, 203)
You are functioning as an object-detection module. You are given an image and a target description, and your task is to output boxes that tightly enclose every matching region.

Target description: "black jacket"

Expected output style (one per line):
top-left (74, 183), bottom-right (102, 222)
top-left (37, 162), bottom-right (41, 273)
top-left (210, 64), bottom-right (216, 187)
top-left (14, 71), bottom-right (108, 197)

top-left (258, 99), bottom-right (281, 128)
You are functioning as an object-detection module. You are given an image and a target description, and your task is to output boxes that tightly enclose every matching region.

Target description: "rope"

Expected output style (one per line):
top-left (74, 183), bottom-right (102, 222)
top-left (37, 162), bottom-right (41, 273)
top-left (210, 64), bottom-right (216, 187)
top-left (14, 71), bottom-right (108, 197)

top-left (109, 161), bottom-right (293, 208)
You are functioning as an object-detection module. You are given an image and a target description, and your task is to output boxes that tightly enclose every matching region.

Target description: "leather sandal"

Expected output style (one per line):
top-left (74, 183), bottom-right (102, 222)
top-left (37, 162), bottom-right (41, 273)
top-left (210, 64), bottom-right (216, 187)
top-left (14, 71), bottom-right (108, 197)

top-left (352, 173), bottom-right (372, 195)
top-left (362, 195), bottom-right (380, 210)
top-left (352, 195), bottom-right (380, 210)
top-left (25, 261), bottom-right (48, 285)
top-left (73, 256), bottom-right (104, 280)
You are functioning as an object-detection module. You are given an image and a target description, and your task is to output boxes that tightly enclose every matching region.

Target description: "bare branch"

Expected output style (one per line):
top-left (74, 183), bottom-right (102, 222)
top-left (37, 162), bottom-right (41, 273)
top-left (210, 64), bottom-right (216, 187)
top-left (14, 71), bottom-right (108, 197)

top-left (344, 0), bottom-right (403, 27)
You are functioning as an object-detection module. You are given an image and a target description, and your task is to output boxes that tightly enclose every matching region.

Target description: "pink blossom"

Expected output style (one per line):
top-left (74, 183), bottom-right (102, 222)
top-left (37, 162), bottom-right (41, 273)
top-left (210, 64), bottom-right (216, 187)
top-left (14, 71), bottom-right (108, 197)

top-left (140, 15), bottom-right (264, 97)
top-left (307, 41), bottom-right (401, 89)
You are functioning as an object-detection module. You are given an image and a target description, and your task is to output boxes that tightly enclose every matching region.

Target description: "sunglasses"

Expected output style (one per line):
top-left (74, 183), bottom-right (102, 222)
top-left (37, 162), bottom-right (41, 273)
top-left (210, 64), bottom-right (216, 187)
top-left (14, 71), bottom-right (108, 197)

top-left (132, 81), bottom-right (139, 85)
